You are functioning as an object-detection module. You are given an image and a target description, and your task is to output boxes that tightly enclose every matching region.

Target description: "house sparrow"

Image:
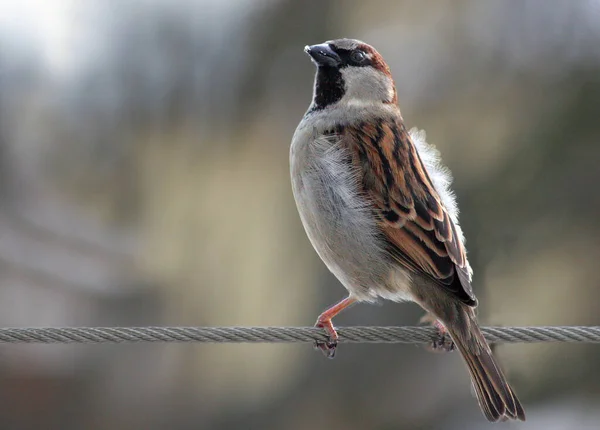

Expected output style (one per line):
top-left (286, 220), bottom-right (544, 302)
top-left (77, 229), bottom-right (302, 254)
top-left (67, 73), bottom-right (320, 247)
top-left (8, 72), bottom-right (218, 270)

top-left (290, 38), bottom-right (525, 422)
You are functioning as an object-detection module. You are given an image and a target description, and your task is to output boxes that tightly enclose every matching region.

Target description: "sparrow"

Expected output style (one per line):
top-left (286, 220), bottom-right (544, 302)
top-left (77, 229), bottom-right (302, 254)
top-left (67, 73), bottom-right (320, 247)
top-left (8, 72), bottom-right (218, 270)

top-left (290, 38), bottom-right (525, 422)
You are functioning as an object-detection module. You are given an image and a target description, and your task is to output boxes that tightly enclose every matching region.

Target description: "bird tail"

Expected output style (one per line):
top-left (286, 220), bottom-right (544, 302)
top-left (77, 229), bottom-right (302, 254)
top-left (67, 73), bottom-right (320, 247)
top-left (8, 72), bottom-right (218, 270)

top-left (447, 318), bottom-right (525, 422)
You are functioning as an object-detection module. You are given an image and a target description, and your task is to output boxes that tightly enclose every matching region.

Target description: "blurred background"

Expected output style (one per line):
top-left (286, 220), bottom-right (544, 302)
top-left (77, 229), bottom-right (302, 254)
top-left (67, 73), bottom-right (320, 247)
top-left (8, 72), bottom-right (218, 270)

top-left (0, 0), bottom-right (599, 429)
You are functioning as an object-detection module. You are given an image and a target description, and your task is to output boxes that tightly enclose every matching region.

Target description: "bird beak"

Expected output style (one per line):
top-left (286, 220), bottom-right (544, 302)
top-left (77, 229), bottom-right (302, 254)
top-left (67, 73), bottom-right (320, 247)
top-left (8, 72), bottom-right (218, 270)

top-left (304, 44), bottom-right (341, 67)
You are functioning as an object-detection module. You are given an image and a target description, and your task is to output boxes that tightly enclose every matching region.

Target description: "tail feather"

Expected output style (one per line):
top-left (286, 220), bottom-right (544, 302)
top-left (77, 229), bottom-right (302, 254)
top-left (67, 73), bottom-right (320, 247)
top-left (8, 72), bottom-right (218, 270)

top-left (448, 324), bottom-right (526, 422)
top-left (463, 351), bottom-right (504, 421)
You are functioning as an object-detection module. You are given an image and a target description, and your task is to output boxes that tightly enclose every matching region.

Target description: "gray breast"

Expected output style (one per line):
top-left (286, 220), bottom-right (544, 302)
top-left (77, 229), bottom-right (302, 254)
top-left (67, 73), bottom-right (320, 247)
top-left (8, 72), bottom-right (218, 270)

top-left (290, 125), bottom-right (389, 301)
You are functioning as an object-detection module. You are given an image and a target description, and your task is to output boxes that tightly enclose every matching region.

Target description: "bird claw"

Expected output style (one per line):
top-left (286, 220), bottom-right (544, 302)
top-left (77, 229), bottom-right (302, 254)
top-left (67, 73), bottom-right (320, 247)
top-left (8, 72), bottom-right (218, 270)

top-left (314, 339), bottom-right (337, 358)
top-left (422, 317), bottom-right (455, 353)
top-left (314, 320), bottom-right (339, 359)
top-left (431, 330), bottom-right (455, 352)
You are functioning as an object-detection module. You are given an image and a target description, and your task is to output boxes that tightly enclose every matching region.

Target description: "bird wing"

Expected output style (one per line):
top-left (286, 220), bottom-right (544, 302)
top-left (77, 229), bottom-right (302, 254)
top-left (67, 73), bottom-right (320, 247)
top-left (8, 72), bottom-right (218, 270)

top-left (343, 118), bottom-right (476, 306)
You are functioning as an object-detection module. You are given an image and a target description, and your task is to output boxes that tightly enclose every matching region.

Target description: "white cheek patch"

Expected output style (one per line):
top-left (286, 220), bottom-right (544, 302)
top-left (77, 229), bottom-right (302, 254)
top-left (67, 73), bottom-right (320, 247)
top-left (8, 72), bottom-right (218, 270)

top-left (339, 67), bottom-right (394, 104)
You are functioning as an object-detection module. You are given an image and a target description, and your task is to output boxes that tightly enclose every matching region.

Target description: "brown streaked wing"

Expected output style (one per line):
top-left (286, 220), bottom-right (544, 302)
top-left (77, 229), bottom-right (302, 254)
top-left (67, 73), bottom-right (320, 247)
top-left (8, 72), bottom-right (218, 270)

top-left (345, 118), bottom-right (476, 306)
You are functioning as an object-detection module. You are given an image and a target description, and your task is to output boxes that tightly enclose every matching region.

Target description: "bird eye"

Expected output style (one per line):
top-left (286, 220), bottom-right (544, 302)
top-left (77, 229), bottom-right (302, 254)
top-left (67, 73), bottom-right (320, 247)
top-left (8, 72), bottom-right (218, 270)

top-left (350, 50), bottom-right (366, 63)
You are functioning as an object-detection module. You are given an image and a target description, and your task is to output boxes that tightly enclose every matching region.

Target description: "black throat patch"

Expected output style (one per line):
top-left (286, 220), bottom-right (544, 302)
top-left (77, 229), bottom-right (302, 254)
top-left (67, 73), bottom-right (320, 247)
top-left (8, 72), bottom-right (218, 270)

top-left (309, 66), bottom-right (345, 112)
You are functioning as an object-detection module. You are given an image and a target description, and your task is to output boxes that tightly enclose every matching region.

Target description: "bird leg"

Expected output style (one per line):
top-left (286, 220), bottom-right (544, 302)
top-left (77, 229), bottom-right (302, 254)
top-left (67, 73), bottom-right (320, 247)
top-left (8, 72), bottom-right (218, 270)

top-left (314, 296), bottom-right (356, 358)
top-left (420, 313), bottom-right (455, 353)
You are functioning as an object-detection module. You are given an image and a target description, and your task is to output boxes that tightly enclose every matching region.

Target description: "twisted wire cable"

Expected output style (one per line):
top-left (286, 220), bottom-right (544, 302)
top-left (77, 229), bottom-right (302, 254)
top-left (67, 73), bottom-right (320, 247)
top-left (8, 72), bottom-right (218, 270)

top-left (0, 326), bottom-right (598, 344)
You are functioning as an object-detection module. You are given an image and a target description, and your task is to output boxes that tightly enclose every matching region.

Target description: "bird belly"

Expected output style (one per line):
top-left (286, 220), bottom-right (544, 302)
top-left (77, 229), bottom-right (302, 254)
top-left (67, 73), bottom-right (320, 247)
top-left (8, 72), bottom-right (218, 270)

top-left (290, 133), bottom-right (409, 302)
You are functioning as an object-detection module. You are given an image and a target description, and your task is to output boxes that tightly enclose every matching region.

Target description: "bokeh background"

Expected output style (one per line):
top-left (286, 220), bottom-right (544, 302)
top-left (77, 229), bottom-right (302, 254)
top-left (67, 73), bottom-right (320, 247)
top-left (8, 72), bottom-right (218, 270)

top-left (1, 0), bottom-right (599, 429)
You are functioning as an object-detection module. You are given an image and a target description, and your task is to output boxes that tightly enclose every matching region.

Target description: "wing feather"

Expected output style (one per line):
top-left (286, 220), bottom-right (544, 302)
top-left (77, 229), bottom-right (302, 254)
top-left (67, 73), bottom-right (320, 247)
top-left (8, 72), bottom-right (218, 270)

top-left (344, 119), bottom-right (476, 306)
